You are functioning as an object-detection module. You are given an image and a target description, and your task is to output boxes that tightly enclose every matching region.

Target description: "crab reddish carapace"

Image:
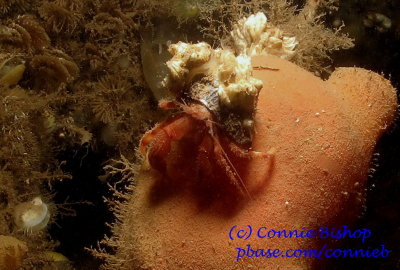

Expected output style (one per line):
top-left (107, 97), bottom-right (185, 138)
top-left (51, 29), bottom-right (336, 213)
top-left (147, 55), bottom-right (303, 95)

top-left (140, 99), bottom-right (272, 196)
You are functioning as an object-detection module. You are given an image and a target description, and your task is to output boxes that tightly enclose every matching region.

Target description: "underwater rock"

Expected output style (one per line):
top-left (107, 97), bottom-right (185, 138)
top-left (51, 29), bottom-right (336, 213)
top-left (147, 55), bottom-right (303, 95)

top-left (0, 235), bottom-right (27, 270)
top-left (108, 55), bottom-right (397, 269)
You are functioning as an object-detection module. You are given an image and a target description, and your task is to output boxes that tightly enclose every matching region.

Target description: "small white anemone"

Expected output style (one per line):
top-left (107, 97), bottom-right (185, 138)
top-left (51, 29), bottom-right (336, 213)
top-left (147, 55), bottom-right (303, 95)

top-left (14, 197), bottom-right (50, 234)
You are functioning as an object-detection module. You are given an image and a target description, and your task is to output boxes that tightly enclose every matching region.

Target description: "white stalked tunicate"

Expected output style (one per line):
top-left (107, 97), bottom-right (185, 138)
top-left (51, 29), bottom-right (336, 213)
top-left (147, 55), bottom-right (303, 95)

top-left (162, 12), bottom-right (297, 117)
top-left (163, 42), bottom-right (263, 112)
top-left (14, 197), bottom-right (50, 234)
top-left (231, 12), bottom-right (298, 59)
top-left (166, 41), bottom-right (211, 81)
top-left (217, 54), bottom-right (263, 110)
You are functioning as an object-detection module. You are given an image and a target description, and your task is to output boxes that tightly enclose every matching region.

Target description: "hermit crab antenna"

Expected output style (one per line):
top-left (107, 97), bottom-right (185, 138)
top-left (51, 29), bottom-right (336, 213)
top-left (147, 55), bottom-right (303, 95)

top-left (220, 145), bottom-right (253, 199)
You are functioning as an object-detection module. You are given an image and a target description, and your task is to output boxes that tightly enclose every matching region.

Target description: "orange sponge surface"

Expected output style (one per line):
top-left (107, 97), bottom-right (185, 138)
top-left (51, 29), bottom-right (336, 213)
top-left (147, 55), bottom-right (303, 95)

top-left (116, 55), bottom-right (397, 270)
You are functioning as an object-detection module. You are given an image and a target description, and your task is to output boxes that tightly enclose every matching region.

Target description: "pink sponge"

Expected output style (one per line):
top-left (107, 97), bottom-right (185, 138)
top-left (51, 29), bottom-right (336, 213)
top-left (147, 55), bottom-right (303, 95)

top-left (111, 55), bottom-right (397, 269)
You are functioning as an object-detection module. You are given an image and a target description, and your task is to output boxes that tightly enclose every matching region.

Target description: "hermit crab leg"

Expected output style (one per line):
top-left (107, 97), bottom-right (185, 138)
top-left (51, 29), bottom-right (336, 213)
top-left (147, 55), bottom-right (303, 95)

top-left (227, 139), bottom-right (275, 159)
top-left (145, 129), bottom-right (170, 171)
top-left (209, 127), bottom-right (252, 198)
top-left (195, 135), bottom-right (214, 179)
top-left (140, 115), bottom-right (195, 170)
top-left (158, 99), bottom-right (180, 110)
top-left (139, 125), bottom-right (162, 155)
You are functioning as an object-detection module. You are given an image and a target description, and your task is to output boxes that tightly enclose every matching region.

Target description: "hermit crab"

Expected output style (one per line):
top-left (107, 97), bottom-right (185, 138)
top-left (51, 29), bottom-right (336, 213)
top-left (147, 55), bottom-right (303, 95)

top-left (139, 98), bottom-right (273, 196)
top-left (139, 12), bottom-right (295, 195)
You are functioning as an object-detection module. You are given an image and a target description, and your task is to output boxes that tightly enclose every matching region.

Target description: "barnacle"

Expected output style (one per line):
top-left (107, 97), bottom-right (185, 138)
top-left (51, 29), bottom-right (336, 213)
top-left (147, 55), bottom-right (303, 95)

top-left (0, 0), bottom-right (30, 15)
top-left (85, 13), bottom-right (127, 41)
top-left (91, 92), bottom-right (120, 125)
top-left (91, 75), bottom-right (135, 124)
top-left (0, 0), bottom-right (12, 15)
top-left (14, 197), bottom-right (50, 234)
top-left (0, 54), bottom-right (25, 87)
top-left (73, 73), bottom-right (158, 149)
top-left (14, 15), bottom-right (51, 50)
top-left (0, 24), bottom-right (31, 52)
top-left (38, 1), bottom-right (82, 35)
top-left (0, 16), bottom-right (49, 52)
top-left (29, 50), bottom-right (79, 91)
top-left (13, 0), bottom-right (31, 12)
top-left (54, 0), bottom-right (83, 10)
top-left (0, 24), bottom-right (21, 47)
